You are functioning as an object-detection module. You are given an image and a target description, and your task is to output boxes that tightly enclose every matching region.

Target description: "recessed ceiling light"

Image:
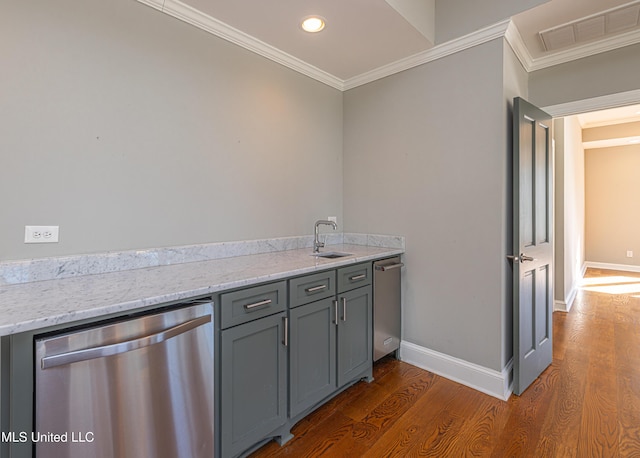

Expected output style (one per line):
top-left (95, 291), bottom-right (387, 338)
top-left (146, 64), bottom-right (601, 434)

top-left (301, 16), bottom-right (325, 33)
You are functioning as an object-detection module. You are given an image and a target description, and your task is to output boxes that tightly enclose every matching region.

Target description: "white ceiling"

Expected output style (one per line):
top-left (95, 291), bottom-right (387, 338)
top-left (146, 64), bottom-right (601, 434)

top-left (145, 0), bottom-right (640, 125)
top-left (511, 0), bottom-right (640, 61)
top-left (182, 0), bottom-right (433, 81)
top-left (579, 103), bottom-right (640, 148)
top-left (168, 0), bottom-right (640, 82)
top-left (578, 103), bottom-right (640, 128)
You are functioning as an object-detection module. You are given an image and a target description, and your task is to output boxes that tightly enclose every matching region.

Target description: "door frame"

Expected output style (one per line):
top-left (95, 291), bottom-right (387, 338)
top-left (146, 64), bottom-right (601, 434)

top-left (541, 88), bottom-right (640, 311)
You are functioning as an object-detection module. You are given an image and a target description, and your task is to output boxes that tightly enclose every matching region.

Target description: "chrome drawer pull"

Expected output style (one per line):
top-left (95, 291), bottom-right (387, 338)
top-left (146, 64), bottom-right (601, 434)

top-left (349, 274), bottom-right (366, 281)
top-left (244, 299), bottom-right (272, 310)
top-left (306, 284), bottom-right (327, 293)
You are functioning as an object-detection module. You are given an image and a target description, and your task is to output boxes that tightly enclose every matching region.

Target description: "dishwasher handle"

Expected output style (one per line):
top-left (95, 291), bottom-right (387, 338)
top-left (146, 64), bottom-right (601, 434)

top-left (374, 262), bottom-right (404, 272)
top-left (41, 315), bottom-right (211, 370)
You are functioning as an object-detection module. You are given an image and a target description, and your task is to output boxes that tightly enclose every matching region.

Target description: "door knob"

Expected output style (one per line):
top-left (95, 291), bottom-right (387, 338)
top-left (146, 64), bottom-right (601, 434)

top-left (507, 253), bottom-right (535, 263)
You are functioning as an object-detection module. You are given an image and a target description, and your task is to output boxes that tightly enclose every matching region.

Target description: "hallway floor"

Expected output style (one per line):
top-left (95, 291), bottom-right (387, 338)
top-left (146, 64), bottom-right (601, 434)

top-left (250, 268), bottom-right (640, 457)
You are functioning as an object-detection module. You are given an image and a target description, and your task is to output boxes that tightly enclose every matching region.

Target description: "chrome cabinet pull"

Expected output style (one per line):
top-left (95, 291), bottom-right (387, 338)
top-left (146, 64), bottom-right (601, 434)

top-left (306, 284), bottom-right (327, 293)
top-left (333, 300), bottom-right (338, 325)
top-left (41, 315), bottom-right (211, 369)
top-left (244, 299), bottom-right (272, 310)
top-left (283, 317), bottom-right (288, 346)
top-left (342, 297), bottom-right (347, 322)
top-left (349, 274), bottom-right (366, 281)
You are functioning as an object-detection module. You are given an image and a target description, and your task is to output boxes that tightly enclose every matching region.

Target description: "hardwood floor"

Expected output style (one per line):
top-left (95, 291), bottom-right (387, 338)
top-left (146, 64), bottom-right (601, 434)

top-left (250, 268), bottom-right (640, 457)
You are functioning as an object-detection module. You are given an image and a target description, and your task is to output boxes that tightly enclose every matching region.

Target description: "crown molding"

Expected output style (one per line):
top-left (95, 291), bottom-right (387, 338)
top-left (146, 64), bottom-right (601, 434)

top-left (505, 21), bottom-right (640, 73)
top-left (343, 19), bottom-right (511, 90)
top-left (138, 0), bottom-right (511, 91)
top-left (141, 0), bottom-right (344, 90)
top-left (531, 29), bottom-right (640, 71)
top-left (504, 21), bottom-right (534, 71)
top-left (136, 0), bottom-right (163, 11)
top-left (137, 0), bottom-right (639, 91)
top-left (542, 88), bottom-right (640, 118)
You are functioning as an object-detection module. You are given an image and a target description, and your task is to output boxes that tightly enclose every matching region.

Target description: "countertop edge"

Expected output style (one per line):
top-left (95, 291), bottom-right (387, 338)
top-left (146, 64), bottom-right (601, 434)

top-left (0, 246), bottom-right (403, 337)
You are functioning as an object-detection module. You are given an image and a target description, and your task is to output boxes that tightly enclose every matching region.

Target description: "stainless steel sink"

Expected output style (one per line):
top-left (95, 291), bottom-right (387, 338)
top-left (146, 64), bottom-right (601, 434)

top-left (311, 251), bottom-right (352, 259)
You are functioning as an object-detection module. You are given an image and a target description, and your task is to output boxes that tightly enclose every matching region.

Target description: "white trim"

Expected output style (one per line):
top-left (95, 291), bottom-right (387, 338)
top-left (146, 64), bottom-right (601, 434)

top-left (141, 0), bottom-right (344, 90)
top-left (504, 20), bottom-right (534, 71)
top-left (542, 89), bottom-right (640, 118)
top-left (136, 0), bottom-right (509, 91)
top-left (555, 285), bottom-right (578, 312)
top-left (399, 341), bottom-right (512, 401)
top-left (136, 0), bottom-right (163, 11)
top-left (556, 263), bottom-right (587, 312)
top-left (526, 29), bottom-right (640, 72)
top-left (137, 0), bottom-right (640, 91)
top-left (565, 286), bottom-right (578, 311)
top-left (554, 300), bottom-right (568, 312)
top-left (504, 21), bottom-right (640, 73)
top-left (584, 261), bottom-right (640, 273)
top-left (343, 20), bottom-right (510, 90)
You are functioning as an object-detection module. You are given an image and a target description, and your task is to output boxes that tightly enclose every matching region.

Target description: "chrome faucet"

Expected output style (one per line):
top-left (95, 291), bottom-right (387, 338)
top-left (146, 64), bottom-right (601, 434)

top-left (314, 220), bottom-right (337, 253)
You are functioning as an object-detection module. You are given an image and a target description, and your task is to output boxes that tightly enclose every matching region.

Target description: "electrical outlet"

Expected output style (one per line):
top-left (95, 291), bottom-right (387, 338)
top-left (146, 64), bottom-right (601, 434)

top-left (25, 226), bottom-right (59, 243)
top-left (328, 216), bottom-right (337, 224)
top-left (627, 250), bottom-right (633, 258)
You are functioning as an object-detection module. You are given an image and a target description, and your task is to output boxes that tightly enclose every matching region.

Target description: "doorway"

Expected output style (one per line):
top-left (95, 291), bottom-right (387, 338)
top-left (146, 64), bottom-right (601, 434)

top-left (544, 92), bottom-right (640, 311)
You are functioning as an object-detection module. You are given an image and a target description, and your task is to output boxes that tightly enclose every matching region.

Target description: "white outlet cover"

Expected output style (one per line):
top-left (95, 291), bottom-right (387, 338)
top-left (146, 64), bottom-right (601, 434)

top-left (25, 225), bottom-right (59, 243)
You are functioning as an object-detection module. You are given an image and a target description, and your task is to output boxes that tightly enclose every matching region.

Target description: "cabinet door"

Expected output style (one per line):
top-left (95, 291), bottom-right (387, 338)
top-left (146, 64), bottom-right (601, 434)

top-left (337, 287), bottom-right (373, 387)
top-left (220, 312), bottom-right (287, 458)
top-left (289, 297), bottom-right (337, 418)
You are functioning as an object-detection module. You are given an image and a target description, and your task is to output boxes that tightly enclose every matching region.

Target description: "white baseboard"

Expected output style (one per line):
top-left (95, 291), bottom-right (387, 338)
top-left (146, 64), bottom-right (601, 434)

top-left (556, 263), bottom-right (588, 312)
top-left (584, 261), bottom-right (640, 273)
top-left (554, 299), bottom-right (568, 312)
top-left (555, 285), bottom-right (578, 312)
top-left (399, 341), bottom-right (512, 401)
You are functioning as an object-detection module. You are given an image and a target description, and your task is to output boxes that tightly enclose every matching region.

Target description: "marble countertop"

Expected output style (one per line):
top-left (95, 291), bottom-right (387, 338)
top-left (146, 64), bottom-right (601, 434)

top-left (0, 244), bottom-right (402, 337)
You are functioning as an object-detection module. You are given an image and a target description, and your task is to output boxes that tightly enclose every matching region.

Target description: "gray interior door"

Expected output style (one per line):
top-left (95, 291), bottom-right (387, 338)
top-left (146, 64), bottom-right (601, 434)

top-left (512, 97), bottom-right (553, 396)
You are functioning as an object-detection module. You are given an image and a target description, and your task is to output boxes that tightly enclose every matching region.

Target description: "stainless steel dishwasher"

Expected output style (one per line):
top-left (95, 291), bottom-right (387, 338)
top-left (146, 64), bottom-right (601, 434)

top-left (373, 257), bottom-right (404, 361)
top-left (34, 301), bottom-right (214, 458)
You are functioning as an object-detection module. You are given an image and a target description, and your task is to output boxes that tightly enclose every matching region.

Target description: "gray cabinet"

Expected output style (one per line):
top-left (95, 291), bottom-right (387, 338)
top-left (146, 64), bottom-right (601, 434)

top-left (219, 263), bottom-right (374, 457)
top-left (219, 283), bottom-right (288, 458)
top-left (336, 263), bottom-right (373, 388)
top-left (220, 281), bottom-right (286, 328)
top-left (337, 286), bottom-right (373, 387)
top-left (288, 263), bottom-right (373, 420)
top-left (289, 270), bottom-right (336, 308)
top-left (289, 297), bottom-right (337, 417)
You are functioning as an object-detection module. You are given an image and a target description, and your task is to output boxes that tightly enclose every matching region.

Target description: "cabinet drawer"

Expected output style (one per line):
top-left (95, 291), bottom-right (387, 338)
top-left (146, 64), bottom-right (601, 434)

top-left (337, 263), bottom-right (372, 292)
top-left (221, 281), bottom-right (286, 328)
top-left (289, 271), bottom-right (336, 308)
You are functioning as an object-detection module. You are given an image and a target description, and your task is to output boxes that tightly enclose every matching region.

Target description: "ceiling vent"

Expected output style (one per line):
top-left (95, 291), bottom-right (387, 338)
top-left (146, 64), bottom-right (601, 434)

top-left (539, 1), bottom-right (640, 52)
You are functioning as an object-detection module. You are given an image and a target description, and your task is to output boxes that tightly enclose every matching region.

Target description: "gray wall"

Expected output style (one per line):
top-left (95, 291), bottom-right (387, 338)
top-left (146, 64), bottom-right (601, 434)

top-left (553, 117), bottom-right (585, 306)
top-left (585, 144), bottom-right (640, 266)
top-left (529, 43), bottom-right (640, 108)
top-left (1, 0), bottom-right (343, 261)
top-left (343, 38), bottom-right (512, 371)
top-left (435, 0), bottom-right (548, 44)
